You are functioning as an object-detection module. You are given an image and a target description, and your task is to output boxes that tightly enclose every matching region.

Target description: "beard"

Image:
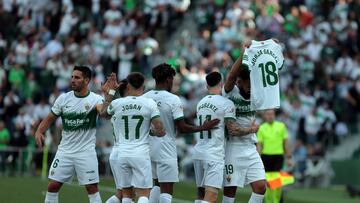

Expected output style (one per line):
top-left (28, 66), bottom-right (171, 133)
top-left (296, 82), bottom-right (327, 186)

top-left (71, 83), bottom-right (84, 92)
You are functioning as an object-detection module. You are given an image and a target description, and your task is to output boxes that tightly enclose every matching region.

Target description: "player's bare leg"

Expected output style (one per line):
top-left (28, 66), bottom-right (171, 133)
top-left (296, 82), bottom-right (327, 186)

top-left (203, 186), bottom-right (219, 203)
top-left (149, 179), bottom-right (160, 203)
top-left (106, 189), bottom-right (122, 203)
top-left (195, 187), bottom-right (205, 203)
top-left (249, 180), bottom-right (266, 203)
top-left (85, 183), bottom-right (102, 203)
top-left (136, 188), bottom-right (151, 203)
top-left (222, 186), bottom-right (237, 203)
top-left (159, 182), bottom-right (174, 203)
top-left (45, 180), bottom-right (63, 203)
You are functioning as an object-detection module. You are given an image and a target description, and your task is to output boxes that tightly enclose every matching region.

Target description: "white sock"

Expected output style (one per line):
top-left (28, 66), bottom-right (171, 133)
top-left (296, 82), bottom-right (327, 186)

top-left (106, 195), bottom-right (121, 203)
top-left (149, 186), bottom-right (161, 203)
top-left (200, 201), bottom-right (209, 203)
top-left (88, 192), bottom-right (102, 203)
top-left (248, 192), bottom-right (264, 203)
top-left (159, 193), bottom-right (172, 203)
top-left (45, 192), bottom-right (58, 203)
top-left (138, 196), bottom-right (149, 203)
top-left (194, 200), bottom-right (202, 203)
top-left (122, 197), bottom-right (132, 203)
top-left (222, 196), bottom-right (235, 203)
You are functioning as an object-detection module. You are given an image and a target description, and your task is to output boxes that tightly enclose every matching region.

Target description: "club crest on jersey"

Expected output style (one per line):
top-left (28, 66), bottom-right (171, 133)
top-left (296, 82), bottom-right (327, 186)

top-left (84, 103), bottom-right (91, 110)
top-left (226, 176), bottom-right (231, 183)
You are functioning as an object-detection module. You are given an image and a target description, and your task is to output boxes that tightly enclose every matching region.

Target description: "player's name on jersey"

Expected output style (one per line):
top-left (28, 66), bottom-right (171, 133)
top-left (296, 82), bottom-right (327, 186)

top-left (250, 49), bottom-right (279, 66)
top-left (198, 102), bottom-right (219, 112)
top-left (121, 104), bottom-right (142, 112)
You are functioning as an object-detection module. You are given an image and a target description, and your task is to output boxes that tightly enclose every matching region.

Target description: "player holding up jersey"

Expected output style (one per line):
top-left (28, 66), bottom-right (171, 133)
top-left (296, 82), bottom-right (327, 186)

top-left (193, 72), bottom-right (259, 203)
top-left (143, 63), bottom-right (220, 203)
top-left (100, 72), bottom-right (166, 203)
top-left (222, 44), bottom-right (266, 203)
top-left (35, 66), bottom-right (119, 203)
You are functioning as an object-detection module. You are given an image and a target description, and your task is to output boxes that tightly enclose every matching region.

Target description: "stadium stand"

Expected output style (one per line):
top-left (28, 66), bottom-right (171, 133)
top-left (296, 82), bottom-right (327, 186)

top-left (0, 0), bottom-right (359, 190)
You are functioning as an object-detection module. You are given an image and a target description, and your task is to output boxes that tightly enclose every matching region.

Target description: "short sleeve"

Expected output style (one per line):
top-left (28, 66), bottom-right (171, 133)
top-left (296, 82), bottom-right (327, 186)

top-left (281, 123), bottom-right (288, 139)
top-left (242, 48), bottom-right (251, 70)
top-left (224, 100), bottom-right (236, 120)
top-left (107, 101), bottom-right (115, 116)
top-left (150, 100), bottom-right (160, 120)
top-left (222, 85), bottom-right (239, 98)
top-left (95, 94), bottom-right (104, 105)
top-left (172, 97), bottom-right (184, 121)
top-left (276, 44), bottom-right (285, 70)
top-left (51, 94), bottom-right (64, 116)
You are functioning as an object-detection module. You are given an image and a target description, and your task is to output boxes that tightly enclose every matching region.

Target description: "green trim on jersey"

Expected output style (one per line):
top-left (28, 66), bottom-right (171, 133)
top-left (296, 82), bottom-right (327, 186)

top-left (151, 115), bottom-right (160, 121)
top-left (51, 109), bottom-right (60, 117)
top-left (228, 96), bottom-right (255, 117)
top-left (278, 60), bottom-right (285, 70)
top-left (61, 108), bottom-right (97, 131)
top-left (74, 91), bottom-right (90, 98)
top-left (174, 116), bottom-right (184, 121)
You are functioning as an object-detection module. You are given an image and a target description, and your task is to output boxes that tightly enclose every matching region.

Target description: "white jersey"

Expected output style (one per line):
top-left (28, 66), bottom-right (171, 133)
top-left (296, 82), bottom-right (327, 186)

top-left (51, 91), bottom-right (103, 154)
top-left (143, 90), bottom-right (184, 161)
top-left (107, 96), bottom-right (160, 158)
top-left (193, 94), bottom-right (236, 163)
top-left (243, 39), bottom-right (284, 111)
top-left (222, 86), bottom-right (257, 145)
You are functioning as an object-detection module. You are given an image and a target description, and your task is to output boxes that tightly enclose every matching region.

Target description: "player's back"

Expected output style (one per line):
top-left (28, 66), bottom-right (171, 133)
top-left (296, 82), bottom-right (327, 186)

top-left (143, 90), bottom-right (182, 141)
top-left (143, 90), bottom-right (184, 161)
top-left (193, 94), bottom-right (235, 163)
top-left (109, 95), bottom-right (159, 157)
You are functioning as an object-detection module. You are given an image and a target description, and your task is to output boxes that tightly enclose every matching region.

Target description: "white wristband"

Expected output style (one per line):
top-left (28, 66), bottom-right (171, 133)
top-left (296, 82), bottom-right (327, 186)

top-left (108, 89), bottom-right (116, 96)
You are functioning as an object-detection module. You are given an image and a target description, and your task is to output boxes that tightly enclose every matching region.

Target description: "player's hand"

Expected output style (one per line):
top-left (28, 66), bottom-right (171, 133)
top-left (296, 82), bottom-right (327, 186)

top-left (35, 131), bottom-right (45, 149)
top-left (102, 72), bottom-right (120, 93)
top-left (249, 120), bottom-right (259, 133)
top-left (202, 118), bottom-right (220, 130)
top-left (244, 41), bottom-right (252, 49)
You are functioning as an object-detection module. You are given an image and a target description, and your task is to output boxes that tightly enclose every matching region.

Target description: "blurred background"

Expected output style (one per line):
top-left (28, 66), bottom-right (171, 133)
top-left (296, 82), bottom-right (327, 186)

top-left (0, 0), bottom-right (359, 202)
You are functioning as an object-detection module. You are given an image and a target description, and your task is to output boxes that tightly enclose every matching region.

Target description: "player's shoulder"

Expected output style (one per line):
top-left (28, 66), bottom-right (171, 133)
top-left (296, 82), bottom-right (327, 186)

top-left (89, 91), bottom-right (103, 100)
top-left (139, 96), bottom-right (157, 105)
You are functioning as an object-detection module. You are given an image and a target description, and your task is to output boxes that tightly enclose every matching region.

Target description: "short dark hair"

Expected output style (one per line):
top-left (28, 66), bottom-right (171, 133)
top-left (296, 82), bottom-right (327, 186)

top-left (74, 65), bottom-right (92, 80)
top-left (206, 71), bottom-right (222, 87)
top-left (118, 79), bottom-right (128, 97)
top-left (127, 72), bottom-right (145, 89)
top-left (238, 66), bottom-right (250, 81)
top-left (152, 63), bottom-right (176, 83)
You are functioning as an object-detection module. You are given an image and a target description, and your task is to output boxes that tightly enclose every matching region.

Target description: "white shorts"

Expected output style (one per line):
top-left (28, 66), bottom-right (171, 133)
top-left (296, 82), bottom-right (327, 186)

top-left (193, 159), bottom-right (224, 189)
top-left (152, 160), bottom-right (179, 183)
top-left (110, 156), bottom-right (152, 189)
top-left (48, 150), bottom-right (99, 185)
top-left (223, 144), bottom-right (265, 187)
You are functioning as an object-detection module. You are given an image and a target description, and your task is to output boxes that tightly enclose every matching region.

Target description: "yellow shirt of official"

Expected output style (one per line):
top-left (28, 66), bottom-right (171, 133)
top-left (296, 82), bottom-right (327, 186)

top-left (257, 121), bottom-right (288, 155)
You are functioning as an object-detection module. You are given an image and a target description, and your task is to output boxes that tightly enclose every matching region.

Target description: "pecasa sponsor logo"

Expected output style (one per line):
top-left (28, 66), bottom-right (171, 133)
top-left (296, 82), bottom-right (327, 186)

top-left (64, 118), bottom-right (90, 127)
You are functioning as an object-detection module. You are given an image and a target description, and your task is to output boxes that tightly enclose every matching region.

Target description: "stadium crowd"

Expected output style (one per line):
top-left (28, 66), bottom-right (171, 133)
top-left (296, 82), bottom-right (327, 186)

top-left (0, 0), bottom-right (359, 187)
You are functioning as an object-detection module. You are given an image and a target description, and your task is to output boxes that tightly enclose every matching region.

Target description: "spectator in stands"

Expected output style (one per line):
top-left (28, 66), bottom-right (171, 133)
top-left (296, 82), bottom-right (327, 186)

top-left (0, 120), bottom-right (10, 173)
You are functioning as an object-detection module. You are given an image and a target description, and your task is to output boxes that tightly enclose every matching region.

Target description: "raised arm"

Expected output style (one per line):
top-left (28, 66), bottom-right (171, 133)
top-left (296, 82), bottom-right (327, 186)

top-left (224, 43), bottom-right (250, 93)
top-left (151, 117), bottom-right (166, 137)
top-left (225, 119), bottom-right (259, 137)
top-left (175, 118), bottom-right (220, 134)
top-left (34, 112), bottom-right (58, 149)
top-left (97, 72), bottom-right (120, 119)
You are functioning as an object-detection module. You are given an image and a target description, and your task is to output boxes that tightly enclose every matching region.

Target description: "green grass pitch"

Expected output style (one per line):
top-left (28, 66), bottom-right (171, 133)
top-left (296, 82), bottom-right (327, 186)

top-left (0, 177), bottom-right (359, 203)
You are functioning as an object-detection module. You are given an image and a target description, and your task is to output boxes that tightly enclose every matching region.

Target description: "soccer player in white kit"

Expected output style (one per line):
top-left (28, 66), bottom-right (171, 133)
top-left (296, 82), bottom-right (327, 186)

top-left (143, 64), bottom-right (220, 203)
top-left (193, 72), bottom-right (259, 203)
top-left (35, 66), bottom-right (119, 203)
top-left (222, 46), bottom-right (267, 203)
top-left (100, 72), bottom-right (166, 203)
